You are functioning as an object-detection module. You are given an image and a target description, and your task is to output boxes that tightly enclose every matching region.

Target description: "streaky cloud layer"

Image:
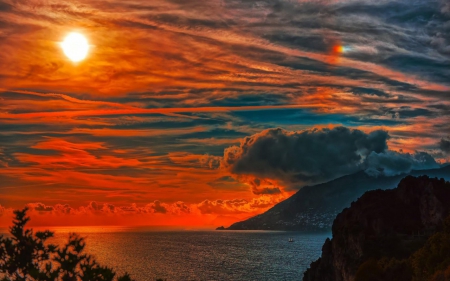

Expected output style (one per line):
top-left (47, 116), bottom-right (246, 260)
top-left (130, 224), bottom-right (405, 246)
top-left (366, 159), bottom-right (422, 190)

top-left (0, 0), bottom-right (449, 226)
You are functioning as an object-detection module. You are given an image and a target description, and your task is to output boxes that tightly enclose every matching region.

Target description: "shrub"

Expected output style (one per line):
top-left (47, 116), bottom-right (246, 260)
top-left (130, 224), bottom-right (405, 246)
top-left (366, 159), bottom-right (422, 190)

top-left (0, 208), bottom-right (135, 281)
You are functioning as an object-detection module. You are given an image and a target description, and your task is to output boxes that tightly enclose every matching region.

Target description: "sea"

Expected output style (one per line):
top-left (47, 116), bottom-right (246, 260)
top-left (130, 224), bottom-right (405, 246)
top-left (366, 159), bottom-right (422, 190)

top-left (1, 227), bottom-right (330, 281)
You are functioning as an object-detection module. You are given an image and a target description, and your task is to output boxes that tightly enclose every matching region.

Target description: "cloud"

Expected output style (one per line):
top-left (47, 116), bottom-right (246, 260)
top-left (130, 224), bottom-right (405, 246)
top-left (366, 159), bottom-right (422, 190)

top-left (440, 138), bottom-right (450, 154)
top-left (196, 196), bottom-right (283, 215)
top-left (53, 204), bottom-right (75, 214)
top-left (364, 151), bottom-right (439, 177)
top-left (222, 126), bottom-right (440, 187)
top-left (199, 154), bottom-right (222, 169)
top-left (168, 152), bottom-right (221, 169)
top-left (0, 147), bottom-right (11, 167)
top-left (0, 198), bottom-right (275, 226)
top-left (247, 177), bottom-right (282, 195)
top-left (146, 201), bottom-right (167, 214)
top-left (20, 201), bottom-right (189, 216)
top-left (197, 199), bottom-right (248, 215)
top-left (171, 201), bottom-right (191, 214)
top-left (26, 203), bottom-right (54, 212)
top-left (0, 205), bottom-right (13, 218)
top-left (0, 205), bottom-right (6, 216)
top-left (88, 201), bottom-right (101, 211)
top-left (222, 126), bottom-right (389, 186)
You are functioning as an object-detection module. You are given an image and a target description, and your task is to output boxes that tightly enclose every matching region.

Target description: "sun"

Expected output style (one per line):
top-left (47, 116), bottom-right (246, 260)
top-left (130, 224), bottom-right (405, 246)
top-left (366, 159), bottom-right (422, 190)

top-left (61, 32), bottom-right (89, 62)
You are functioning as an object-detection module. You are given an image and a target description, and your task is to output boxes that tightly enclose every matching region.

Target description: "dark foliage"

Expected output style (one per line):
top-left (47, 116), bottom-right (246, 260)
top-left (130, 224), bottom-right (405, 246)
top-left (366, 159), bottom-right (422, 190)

top-left (354, 217), bottom-right (450, 281)
top-left (305, 176), bottom-right (450, 281)
top-left (410, 218), bottom-right (450, 281)
top-left (0, 208), bottom-right (135, 281)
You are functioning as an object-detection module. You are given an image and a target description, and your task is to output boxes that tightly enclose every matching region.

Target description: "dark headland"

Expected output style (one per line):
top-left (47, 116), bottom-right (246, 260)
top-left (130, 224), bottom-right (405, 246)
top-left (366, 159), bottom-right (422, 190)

top-left (304, 175), bottom-right (450, 281)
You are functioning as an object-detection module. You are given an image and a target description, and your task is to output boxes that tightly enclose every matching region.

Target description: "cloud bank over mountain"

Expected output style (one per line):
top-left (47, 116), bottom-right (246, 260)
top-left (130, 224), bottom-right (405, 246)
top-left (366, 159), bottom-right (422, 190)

top-left (223, 127), bottom-right (439, 188)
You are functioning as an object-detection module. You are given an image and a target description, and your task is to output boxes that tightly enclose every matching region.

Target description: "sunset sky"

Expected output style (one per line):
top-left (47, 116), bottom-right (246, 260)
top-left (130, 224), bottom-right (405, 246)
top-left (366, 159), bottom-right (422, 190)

top-left (0, 0), bottom-right (449, 227)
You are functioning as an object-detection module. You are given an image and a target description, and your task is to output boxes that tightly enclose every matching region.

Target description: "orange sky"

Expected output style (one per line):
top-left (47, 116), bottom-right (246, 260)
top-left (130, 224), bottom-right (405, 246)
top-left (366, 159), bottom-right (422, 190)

top-left (0, 0), bottom-right (449, 227)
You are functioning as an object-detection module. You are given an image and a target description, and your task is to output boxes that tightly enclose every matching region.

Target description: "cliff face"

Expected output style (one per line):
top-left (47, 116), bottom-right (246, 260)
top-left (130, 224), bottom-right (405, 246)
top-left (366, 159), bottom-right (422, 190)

top-left (226, 166), bottom-right (450, 231)
top-left (303, 176), bottom-right (450, 281)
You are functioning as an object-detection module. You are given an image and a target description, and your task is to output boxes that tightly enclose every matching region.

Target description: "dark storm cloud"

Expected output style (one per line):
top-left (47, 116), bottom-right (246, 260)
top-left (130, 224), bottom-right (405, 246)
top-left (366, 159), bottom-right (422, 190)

top-left (222, 126), bottom-right (440, 187)
top-left (222, 127), bottom-right (389, 186)
top-left (252, 186), bottom-right (281, 195)
top-left (248, 178), bottom-right (282, 195)
top-left (365, 151), bottom-right (439, 177)
top-left (440, 138), bottom-right (450, 154)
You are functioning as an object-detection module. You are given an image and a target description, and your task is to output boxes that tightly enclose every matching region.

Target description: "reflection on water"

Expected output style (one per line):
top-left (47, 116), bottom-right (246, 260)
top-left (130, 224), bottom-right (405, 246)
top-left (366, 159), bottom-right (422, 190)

top-left (3, 227), bottom-right (329, 281)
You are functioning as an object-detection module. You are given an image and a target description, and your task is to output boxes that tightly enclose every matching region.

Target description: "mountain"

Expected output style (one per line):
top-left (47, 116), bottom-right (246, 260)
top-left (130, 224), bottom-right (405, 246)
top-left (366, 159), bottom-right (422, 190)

top-left (224, 165), bottom-right (450, 231)
top-left (303, 175), bottom-right (450, 281)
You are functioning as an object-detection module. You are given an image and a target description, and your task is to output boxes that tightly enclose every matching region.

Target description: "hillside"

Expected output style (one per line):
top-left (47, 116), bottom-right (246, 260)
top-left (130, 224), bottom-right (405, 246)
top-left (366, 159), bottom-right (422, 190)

top-left (303, 175), bottom-right (450, 281)
top-left (223, 165), bottom-right (450, 231)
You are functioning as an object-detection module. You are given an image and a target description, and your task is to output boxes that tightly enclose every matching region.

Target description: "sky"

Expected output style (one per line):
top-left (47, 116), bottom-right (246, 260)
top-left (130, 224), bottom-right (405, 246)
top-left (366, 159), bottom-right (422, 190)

top-left (0, 0), bottom-right (449, 227)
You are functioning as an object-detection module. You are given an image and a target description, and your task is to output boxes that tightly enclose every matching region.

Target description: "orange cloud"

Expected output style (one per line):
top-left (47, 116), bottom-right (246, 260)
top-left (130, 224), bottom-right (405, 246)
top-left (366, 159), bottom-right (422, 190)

top-left (0, 196), bottom-right (285, 228)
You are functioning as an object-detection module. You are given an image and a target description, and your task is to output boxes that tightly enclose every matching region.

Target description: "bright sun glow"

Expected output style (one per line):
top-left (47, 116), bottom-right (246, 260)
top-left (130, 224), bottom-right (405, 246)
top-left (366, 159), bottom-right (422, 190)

top-left (61, 32), bottom-right (89, 62)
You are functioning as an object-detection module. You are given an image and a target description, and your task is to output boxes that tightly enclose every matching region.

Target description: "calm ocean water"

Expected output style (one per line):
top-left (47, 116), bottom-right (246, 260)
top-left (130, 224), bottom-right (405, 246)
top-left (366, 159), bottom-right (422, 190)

top-left (2, 227), bottom-right (329, 281)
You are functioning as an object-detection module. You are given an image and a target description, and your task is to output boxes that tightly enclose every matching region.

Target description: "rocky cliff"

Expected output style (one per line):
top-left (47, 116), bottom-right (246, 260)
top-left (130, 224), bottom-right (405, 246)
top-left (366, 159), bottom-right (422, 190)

top-left (303, 176), bottom-right (450, 281)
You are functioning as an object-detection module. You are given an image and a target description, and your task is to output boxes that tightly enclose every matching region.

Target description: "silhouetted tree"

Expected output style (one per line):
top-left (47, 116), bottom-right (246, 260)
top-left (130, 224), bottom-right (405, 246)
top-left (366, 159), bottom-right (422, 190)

top-left (0, 208), bottom-right (135, 281)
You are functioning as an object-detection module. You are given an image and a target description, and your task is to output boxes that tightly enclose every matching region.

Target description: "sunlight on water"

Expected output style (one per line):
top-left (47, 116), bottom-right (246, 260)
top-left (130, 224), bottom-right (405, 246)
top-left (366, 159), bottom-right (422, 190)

top-left (46, 230), bottom-right (329, 281)
top-left (1, 227), bottom-right (329, 281)
top-left (42, 226), bottom-right (133, 233)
